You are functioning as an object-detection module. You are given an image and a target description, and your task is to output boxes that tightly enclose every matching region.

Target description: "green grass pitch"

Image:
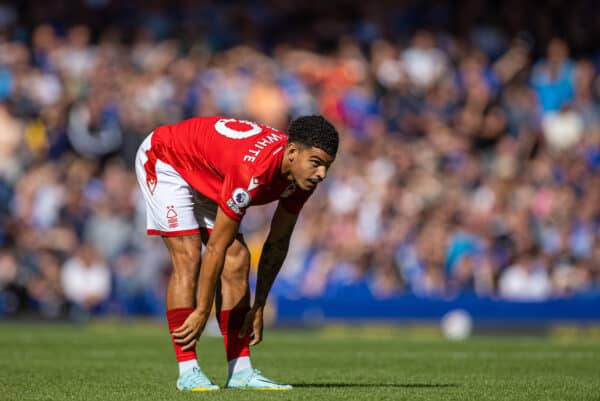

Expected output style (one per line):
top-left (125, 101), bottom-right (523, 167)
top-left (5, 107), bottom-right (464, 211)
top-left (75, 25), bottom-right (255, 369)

top-left (0, 322), bottom-right (599, 401)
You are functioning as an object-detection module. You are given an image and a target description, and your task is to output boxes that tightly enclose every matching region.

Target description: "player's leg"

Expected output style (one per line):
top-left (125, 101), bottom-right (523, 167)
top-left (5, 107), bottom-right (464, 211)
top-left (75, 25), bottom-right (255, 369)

top-left (135, 135), bottom-right (217, 391)
top-left (217, 238), bottom-right (292, 390)
top-left (216, 238), bottom-right (252, 377)
top-left (162, 235), bottom-right (202, 372)
top-left (162, 235), bottom-right (218, 391)
top-left (164, 236), bottom-right (203, 309)
top-left (194, 197), bottom-right (253, 373)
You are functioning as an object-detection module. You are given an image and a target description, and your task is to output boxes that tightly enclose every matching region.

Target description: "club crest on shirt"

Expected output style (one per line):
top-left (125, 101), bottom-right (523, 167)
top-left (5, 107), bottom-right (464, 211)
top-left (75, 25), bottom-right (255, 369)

top-left (232, 188), bottom-right (251, 208)
top-left (280, 183), bottom-right (296, 198)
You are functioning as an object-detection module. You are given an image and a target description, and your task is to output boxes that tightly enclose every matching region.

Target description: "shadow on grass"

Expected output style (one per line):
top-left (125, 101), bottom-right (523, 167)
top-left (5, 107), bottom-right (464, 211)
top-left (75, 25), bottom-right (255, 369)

top-left (291, 383), bottom-right (459, 389)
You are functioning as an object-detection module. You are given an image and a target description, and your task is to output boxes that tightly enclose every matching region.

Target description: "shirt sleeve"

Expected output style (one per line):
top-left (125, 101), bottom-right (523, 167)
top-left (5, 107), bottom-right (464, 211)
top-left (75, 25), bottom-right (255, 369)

top-left (219, 165), bottom-right (254, 221)
top-left (280, 185), bottom-right (315, 214)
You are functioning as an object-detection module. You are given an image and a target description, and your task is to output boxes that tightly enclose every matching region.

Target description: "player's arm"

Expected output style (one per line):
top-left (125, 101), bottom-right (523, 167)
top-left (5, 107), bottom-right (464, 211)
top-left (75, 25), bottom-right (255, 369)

top-left (240, 202), bottom-right (298, 345)
top-left (255, 202), bottom-right (297, 306)
top-left (173, 207), bottom-right (240, 350)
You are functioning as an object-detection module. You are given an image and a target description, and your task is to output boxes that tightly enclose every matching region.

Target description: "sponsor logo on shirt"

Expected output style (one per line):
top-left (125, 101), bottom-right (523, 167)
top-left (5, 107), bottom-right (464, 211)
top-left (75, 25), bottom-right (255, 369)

top-left (166, 205), bottom-right (179, 228)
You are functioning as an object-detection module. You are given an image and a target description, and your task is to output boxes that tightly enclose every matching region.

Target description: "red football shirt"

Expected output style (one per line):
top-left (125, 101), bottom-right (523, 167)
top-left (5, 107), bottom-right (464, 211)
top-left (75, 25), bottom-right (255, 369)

top-left (147, 116), bottom-right (313, 221)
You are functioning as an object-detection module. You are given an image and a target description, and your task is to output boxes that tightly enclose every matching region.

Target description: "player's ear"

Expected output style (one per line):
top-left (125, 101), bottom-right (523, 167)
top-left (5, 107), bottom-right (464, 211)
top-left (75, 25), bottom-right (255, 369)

top-left (287, 142), bottom-right (300, 162)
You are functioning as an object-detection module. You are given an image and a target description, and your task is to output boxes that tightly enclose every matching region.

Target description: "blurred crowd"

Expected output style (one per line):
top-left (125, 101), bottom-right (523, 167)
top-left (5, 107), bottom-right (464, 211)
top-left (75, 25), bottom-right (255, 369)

top-left (1, 0), bottom-right (600, 319)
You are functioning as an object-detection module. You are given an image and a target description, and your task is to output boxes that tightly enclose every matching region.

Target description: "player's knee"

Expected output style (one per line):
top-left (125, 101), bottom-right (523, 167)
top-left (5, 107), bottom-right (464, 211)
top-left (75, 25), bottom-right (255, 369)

top-left (222, 242), bottom-right (250, 285)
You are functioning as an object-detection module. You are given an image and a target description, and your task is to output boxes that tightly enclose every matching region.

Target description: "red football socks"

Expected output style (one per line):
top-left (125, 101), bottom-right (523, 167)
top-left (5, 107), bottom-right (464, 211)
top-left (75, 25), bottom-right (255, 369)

top-left (218, 308), bottom-right (251, 361)
top-left (166, 307), bottom-right (197, 362)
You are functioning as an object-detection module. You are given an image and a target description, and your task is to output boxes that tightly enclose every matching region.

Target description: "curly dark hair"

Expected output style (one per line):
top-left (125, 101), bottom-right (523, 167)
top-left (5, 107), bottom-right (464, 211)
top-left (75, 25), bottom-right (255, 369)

top-left (288, 115), bottom-right (339, 157)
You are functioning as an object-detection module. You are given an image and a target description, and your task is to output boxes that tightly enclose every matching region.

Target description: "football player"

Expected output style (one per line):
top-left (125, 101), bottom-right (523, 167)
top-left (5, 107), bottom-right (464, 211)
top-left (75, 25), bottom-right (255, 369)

top-left (135, 115), bottom-right (338, 391)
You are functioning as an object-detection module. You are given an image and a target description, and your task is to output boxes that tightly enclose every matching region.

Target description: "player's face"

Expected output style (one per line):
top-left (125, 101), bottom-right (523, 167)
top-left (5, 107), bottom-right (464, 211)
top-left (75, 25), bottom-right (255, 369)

top-left (291, 146), bottom-right (334, 190)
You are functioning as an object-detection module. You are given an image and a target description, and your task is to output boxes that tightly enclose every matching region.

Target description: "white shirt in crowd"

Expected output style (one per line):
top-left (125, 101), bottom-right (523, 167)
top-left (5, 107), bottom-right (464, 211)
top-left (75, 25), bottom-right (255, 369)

top-left (499, 263), bottom-right (552, 301)
top-left (61, 255), bottom-right (111, 307)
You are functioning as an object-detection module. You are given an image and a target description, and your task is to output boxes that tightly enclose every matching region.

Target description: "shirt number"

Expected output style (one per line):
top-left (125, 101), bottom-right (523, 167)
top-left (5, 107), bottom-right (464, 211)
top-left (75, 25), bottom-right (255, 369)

top-left (214, 118), bottom-right (262, 139)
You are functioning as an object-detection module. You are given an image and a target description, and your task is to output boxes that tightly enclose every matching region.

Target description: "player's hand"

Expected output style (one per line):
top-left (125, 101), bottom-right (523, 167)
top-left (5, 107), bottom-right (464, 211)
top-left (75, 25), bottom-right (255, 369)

top-left (172, 309), bottom-right (209, 351)
top-left (239, 306), bottom-right (264, 346)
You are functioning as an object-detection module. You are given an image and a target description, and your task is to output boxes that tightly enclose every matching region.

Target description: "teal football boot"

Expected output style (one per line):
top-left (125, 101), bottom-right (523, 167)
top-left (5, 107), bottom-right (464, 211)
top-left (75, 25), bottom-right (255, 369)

top-left (176, 367), bottom-right (219, 392)
top-left (225, 368), bottom-right (292, 390)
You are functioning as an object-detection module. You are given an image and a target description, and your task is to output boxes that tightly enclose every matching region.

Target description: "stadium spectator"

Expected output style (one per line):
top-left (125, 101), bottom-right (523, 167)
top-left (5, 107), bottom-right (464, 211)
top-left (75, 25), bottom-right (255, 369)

top-left (61, 243), bottom-right (111, 315)
top-left (498, 247), bottom-right (552, 301)
top-left (531, 38), bottom-right (575, 114)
